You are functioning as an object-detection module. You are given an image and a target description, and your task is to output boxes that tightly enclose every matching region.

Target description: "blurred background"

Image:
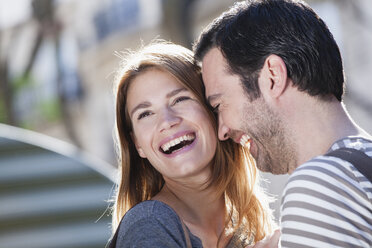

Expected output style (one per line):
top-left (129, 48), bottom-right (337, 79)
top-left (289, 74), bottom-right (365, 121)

top-left (0, 0), bottom-right (371, 247)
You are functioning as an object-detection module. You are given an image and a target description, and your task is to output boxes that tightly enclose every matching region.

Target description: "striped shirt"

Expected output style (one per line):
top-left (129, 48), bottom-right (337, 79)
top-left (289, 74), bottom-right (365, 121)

top-left (280, 136), bottom-right (372, 248)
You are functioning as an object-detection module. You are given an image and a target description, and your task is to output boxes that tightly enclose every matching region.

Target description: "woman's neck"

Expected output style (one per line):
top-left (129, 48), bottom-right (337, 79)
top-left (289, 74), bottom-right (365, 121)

top-left (152, 182), bottom-right (228, 247)
top-left (154, 182), bottom-right (224, 224)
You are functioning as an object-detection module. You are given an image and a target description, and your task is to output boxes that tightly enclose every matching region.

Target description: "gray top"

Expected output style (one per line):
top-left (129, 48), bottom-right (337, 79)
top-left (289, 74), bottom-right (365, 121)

top-left (110, 200), bottom-right (249, 247)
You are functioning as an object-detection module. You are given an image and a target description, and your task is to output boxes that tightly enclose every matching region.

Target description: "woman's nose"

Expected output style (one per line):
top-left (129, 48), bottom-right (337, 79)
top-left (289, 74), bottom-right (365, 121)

top-left (158, 108), bottom-right (181, 132)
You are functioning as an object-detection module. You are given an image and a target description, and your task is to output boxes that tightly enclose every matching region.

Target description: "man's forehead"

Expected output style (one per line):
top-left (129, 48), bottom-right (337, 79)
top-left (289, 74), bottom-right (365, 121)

top-left (202, 48), bottom-right (231, 84)
top-left (202, 48), bottom-right (232, 77)
top-left (202, 48), bottom-right (223, 67)
top-left (201, 70), bottom-right (219, 99)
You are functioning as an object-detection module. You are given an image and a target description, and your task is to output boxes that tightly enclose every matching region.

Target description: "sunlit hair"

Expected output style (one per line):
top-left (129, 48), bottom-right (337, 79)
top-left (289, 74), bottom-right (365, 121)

top-left (112, 40), bottom-right (274, 244)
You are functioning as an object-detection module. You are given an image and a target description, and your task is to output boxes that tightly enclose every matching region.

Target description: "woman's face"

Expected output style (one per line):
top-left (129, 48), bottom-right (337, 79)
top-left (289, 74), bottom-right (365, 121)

top-left (126, 68), bottom-right (217, 180)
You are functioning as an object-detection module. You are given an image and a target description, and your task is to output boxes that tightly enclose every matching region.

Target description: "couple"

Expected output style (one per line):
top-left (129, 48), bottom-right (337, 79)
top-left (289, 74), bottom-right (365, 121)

top-left (110, 0), bottom-right (372, 247)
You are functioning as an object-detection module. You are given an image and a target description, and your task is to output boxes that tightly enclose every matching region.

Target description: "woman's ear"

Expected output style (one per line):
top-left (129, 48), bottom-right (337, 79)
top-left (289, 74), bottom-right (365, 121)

top-left (259, 54), bottom-right (288, 100)
top-left (131, 132), bottom-right (147, 158)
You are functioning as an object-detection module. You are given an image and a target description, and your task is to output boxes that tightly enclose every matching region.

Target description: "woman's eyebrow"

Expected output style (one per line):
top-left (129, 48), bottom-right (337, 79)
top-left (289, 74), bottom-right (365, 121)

top-left (166, 87), bottom-right (187, 98)
top-left (130, 101), bottom-right (151, 118)
top-left (130, 88), bottom-right (188, 118)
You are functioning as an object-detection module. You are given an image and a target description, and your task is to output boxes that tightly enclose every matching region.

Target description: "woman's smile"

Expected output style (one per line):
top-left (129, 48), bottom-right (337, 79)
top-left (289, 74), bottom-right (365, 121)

top-left (159, 131), bottom-right (196, 156)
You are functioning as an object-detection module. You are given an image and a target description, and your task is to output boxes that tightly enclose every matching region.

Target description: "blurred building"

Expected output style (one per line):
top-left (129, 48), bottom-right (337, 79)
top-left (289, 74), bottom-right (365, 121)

top-left (0, 123), bottom-right (115, 248)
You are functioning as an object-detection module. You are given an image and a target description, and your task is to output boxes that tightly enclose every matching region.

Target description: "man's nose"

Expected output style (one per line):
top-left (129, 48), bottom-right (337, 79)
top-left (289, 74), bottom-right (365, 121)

top-left (217, 116), bottom-right (230, 141)
top-left (158, 108), bottom-right (181, 132)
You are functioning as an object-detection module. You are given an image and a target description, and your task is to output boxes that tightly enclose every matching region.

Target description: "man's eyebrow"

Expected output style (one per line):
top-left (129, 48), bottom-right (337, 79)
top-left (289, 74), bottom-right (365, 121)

top-left (130, 101), bottom-right (151, 118)
top-left (207, 94), bottom-right (221, 104)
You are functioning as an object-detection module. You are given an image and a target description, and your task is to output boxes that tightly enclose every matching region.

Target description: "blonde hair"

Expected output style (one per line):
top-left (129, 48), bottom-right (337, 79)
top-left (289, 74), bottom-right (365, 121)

top-left (112, 40), bottom-right (274, 244)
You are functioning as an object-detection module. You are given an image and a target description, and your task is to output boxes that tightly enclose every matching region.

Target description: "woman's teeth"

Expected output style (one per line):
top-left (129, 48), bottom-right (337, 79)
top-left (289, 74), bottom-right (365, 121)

top-left (161, 134), bottom-right (195, 153)
top-left (240, 134), bottom-right (251, 147)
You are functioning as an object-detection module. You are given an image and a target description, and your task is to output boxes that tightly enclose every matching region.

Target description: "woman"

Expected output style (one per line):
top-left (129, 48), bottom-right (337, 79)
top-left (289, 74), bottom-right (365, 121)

top-left (109, 41), bottom-right (275, 247)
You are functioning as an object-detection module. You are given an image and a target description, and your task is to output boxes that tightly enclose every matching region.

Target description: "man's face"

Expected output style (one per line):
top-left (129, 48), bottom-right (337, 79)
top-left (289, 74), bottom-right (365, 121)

top-left (201, 48), bottom-right (295, 174)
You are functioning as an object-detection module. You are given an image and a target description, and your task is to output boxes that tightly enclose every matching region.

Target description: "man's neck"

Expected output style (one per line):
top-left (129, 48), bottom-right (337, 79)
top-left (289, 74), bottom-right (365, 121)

top-left (282, 94), bottom-right (366, 172)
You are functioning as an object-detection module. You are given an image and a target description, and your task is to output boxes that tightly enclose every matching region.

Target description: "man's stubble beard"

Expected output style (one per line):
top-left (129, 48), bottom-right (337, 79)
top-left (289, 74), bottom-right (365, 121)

top-left (241, 98), bottom-right (297, 175)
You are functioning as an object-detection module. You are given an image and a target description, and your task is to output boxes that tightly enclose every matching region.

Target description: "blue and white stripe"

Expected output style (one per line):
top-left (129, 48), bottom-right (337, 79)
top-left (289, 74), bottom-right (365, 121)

top-left (281, 137), bottom-right (372, 248)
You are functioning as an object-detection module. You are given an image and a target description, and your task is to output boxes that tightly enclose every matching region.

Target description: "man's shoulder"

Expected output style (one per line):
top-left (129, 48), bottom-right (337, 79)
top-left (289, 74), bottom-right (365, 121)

top-left (283, 154), bottom-right (366, 204)
top-left (288, 154), bottom-right (350, 184)
top-left (280, 136), bottom-right (372, 248)
top-left (329, 136), bottom-right (372, 155)
top-left (282, 135), bottom-right (372, 208)
top-left (289, 136), bottom-right (372, 184)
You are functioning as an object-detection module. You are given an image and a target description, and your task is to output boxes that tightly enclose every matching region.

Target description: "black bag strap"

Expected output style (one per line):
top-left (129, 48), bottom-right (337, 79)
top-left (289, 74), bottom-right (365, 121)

top-left (326, 147), bottom-right (372, 183)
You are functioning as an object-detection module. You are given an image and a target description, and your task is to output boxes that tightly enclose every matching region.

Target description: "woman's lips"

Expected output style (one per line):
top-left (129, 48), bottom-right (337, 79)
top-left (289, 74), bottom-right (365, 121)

top-left (158, 131), bottom-right (197, 156)
top-left (161, 135), bottom-right (198, 158)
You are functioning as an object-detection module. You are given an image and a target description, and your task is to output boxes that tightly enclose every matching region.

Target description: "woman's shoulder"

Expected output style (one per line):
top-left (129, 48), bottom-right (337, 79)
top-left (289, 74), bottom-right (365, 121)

top-left (125, 200), bottom-right (179, 221)
top-left (112, 200), bottom-right (192, 247)
top-left (126, 200), bottom-right (177, 216)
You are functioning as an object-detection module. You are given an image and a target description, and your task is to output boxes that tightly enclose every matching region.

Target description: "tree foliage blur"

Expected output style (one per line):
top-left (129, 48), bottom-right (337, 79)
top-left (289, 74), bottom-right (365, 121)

top-left (162, 0), bottom-right (196, 48)
top-left (0, 0), bottom-right (82, 146)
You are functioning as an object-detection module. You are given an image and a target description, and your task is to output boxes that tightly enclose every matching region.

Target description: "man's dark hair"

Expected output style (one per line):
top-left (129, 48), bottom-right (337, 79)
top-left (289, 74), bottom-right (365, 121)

top-left (193, 0), bottom-right (344, 101)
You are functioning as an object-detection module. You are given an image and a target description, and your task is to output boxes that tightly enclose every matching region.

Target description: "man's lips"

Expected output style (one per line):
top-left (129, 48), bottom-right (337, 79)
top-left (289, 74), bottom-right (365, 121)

top-left (239, 134), bottom-right (251, 148)
top-left (248, 139), bottom-right (257, 159)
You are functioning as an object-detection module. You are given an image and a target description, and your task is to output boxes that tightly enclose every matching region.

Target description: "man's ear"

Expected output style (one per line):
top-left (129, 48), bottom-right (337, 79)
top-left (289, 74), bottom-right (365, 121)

top-left (131, 132), bottom-right (146, 158)
top-left (259, 54), bottom-right (288, 100)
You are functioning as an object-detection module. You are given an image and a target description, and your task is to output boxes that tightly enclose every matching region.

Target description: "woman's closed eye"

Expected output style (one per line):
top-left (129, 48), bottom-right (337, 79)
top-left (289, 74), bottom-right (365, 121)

top-left (172, 96), bottom-right (191, 105)
top-left (137, 111), bottom-right (152, 120)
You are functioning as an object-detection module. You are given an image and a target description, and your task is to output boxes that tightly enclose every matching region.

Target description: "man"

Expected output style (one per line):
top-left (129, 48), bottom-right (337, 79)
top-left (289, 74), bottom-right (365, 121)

top-left (193, 0), bottom-right (372, 247)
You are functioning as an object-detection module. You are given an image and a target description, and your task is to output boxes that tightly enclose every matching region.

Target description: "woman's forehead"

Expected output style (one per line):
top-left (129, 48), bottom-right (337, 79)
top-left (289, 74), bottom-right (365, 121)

top-left (126, 70), bottom-right (189, 111)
